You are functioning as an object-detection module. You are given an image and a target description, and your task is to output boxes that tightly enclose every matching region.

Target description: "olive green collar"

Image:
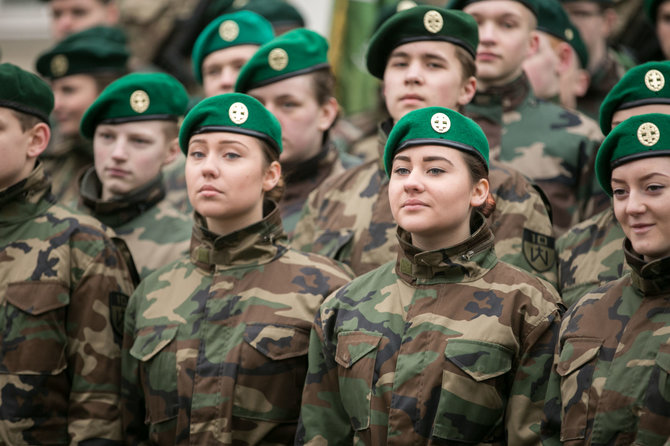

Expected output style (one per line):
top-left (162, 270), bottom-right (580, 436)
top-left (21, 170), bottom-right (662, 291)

top-left (625, 239), bottom-right (670, 297)
top-left (0, 163), bottom-right (54, 226)
top-left (467, 73), bottom-right (536, 124)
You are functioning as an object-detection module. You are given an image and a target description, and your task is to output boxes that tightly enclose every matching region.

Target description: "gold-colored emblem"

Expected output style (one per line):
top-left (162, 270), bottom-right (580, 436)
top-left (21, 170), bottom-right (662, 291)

top-left (229, 102), bottom-right (249, 124)
top-left (232, 0), bottom-right (248, 7)
top-left (268, 48), bottom-right (289, 71)
top-left (638, 122), bottom-right (660, 146)
top-left (431, 113), bottom-right (451, 133)
top-left (397, 0), bottom-right (417, 12)
top-left (645, 69), bottom-right (665, 92)
top-left (423, 10), bottom-right (443, 33)
top-left (130, 90), bottom-right (150, 114)
top-left (51, 54), bottom-right (69, 77)
top-left (219, 20), bottom-right (239, 42)
top-left (564, 28), bottom-right (574, 41)
top-left (522, 229), bottom-right (556, 272)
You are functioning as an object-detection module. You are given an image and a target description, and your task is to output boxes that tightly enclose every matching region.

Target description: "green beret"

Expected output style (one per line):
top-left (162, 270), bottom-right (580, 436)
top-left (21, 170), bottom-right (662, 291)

top-left (192, 11), bottom-right (274, 84)
top-left (235, 28), bottom-right (329, 93)
top-left (367, 6), bottom-right (478, 79)
top-left (80, 72), bottom-right (188, 139)
top-left (383, 106), bottom-right (489, 176)
top-left (36, 26), bottom-right (129, 79)
top-left (598, 61), bottom-right (670, 135)
top-left (596, 113), bottom-right (670, 195)
top-left (373, 1), bottom-right (421, 31)
top-left (237, 0), bottom-right (305, 28)
top-left (644, 0), bottom-right (666, 23)
top-left (179, 92), bottom-right (282, 155)
top-left (0, 63), bottom-right (54, 124)
top-left (448, 0), bottom-right (537, 17)
top-left (535, 0), bottom-right (588, 68)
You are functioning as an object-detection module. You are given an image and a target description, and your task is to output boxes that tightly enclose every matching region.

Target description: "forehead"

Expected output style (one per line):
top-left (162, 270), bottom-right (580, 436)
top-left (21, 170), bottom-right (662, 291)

top-left (51, 0), bottom-right (106, 10)
top-left (463, 0), bottom-right (530, 19)
top-left (247, 74), bottom-right (314, 99)
top-left (611, 104), bottom-right (670, 129)
top-left (202, 44), bottom-right (260, 67)
top-left (395, 144), bottom-right (466, 161)
top-left (612, 155), bottom-right (670, 178)
top-left (189, 130), bottom-right (261, 147)
top-left (389, 40), bottom-right (461, 60)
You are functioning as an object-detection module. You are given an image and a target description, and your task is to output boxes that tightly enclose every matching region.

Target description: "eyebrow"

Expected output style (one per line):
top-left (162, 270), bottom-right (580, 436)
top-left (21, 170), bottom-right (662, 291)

top-left (393, 155), bottom-right (455, 166)
top-left (611, 172), bottom-right (670, 183)
top-left (389, 51), bottom-right (448, 62)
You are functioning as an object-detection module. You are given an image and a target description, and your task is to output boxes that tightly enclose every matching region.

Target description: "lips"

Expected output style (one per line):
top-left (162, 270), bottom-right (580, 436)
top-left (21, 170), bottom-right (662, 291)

top-left (198, 184), bottom-right (222, 197)
top-left (105, 168), bottom-right (129, 178)
top-left (630, 223), bottom-right (654, 234)
top-left (476, 52), bottom-right (500, 62)
top-left (402, 198), bottom-right (427, 209)
top-left (400, 94), bottom-right (425, 102)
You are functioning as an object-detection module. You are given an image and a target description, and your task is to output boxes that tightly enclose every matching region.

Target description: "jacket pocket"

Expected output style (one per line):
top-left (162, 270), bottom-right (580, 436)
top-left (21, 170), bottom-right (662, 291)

top-left (233, 324), bottom-right (311, 422)
top-left (130, 324), bottom-right (179, 424)
top-left (335, 331), bottom-right (382, 431)
top-left (636, 342), bottom-right (670, 444)
top-left (433, 339), bottom-right (513, 442)
top-left (1, 281), bottom-right (69, 375)
top-left (556, 337), bottom-right (602, 441)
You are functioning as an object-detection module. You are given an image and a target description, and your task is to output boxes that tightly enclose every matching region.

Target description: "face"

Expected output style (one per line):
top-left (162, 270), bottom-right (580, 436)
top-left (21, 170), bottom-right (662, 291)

top-left (523, 32), bottom-right (561, 100)
top-left (611, 156), bottom-right (670, 261)
top-left (185, 131), bottom-right (280, 236)
top-left (201, 45), bottom-right (259, 97)
top-left (50, 0), bottom-right (118, 40)
top-left (464, 0), bottom-right (538, 89)
top-left (382, 40), bottom-right (476, 122)
top-left (52, 74), bottom-right (100, 137)
top-left (562, 1), bottom-right (612, 68)
top-left (248, 75), bottom-right (337, 164)
top-left (94, 120), bottom-right (177, 200)
top-left (558, 51), bottom-right (589, 110)
top-left (657, 2), bottom-right (670, 59)
top-left (0, 108), bottom-right (40, 190)
top-left (611, 104), bottom-right (670, 130)
top-left (388, 145), bottom-right (488, 251)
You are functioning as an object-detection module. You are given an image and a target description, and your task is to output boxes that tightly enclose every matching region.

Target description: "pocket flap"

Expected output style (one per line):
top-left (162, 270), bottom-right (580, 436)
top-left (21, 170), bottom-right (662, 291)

top-left (556, 337), bottom-right (602, 377)
top-left (130, 325), bottom-right (179, 362)
top-left (335, 332), bottom-right (382, 368)
top-left (445, 339), bottom-right (513, 382)
top-left (243, 324), bottom-right (310, 360)
top-left (6, 281), bottom-right (69, 315)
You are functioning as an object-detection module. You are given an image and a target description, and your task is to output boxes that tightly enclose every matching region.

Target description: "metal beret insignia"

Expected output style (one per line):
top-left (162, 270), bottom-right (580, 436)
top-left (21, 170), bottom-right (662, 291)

top-left (229, 102), bottom-right (249, 124)
top-left (51, 54), bottom-right (69, 77)
top-left (268, 48), bottom-right (289, 71)
top-left (645, 69), bottom-right (665, 92)
top-left (431, 112), bottom-right (451, 133)
top-left (564, 28), bottom-right (574, 41)
top-left (130, 90), bottom-right (150, 113)
top-left (219, 20), bottom-right (240, 42)
top-left (424, 10), bottom-right (443, 34)
top-left (637, 122), bottom-right (660, 146)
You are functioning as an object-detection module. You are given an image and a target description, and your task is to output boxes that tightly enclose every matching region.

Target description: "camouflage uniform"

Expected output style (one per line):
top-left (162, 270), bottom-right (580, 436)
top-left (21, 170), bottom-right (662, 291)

top-left (78, 167), bottom-right (192, 279)
top-left (464, 73), bottom-right (606, 233)
top-left (556, 207), bottom-right (627, 307)
top-left (162, 155), bottom-right (192, 213)
top-left (0, 163), bottom-right (135, 444)
top-left (291, 120), bottom-right (559, 287)
top-left (40, 132), bottom-right (92, 206)
top-left (542, 239), bottom-right (670, 445)
top-left (297, 214), bottom-right (562, 445)
top-left (121, 201), bottom-right (353, 445)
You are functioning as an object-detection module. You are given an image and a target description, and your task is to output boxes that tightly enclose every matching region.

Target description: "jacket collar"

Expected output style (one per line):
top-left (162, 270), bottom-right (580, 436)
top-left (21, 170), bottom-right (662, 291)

top-left (624, 239), bottom-right (670, 297)
top-left (0, 163), bottom-right (54, 226)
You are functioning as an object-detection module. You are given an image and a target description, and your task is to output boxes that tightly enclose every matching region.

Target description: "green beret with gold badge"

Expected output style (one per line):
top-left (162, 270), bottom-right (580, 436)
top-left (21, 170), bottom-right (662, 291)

top-left (36, 26), bottom-right (129, 79)
top-left (235, 28), bottom-right (329, 93)
top-left (80, 72), bottom-right (188, 139)
top-left (599, 61), bottom-right (670, 135)
top-left (192, 11), bottom-right (275, 84)
top-left (535, 0), bottom-right (589, 69)
top-left (0, 62), bottom-right (54, 124)
top-left (596, 113), bottom-right (670, 195)
top-left (237, 0), bottom-right (305, 29)
top-left (179, 92), bottom-right (282, 155)
top-left (367, 6), bottom-right (479, 79)
top-left (383, 106), bottom-right (489, 176)
top-left (448, 0), bottom-right (538, 16)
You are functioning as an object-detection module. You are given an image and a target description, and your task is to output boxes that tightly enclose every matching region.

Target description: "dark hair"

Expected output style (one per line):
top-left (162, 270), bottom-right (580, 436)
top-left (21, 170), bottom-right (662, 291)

top-left (258, 139), bottom-right (285, 203)
top-left (10, 109), bottom-right (43, 132)
top-left (462, 151), bottom-right (496, 218)
top-left (92, 71), bottom-right (129, 93)
top-left (454, 45), bottom-right (477, 80)
top-left (309, 67), bottom-right (339, 142)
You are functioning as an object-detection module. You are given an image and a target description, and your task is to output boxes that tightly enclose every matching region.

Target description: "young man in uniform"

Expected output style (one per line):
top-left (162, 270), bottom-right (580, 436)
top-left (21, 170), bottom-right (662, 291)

top-left (451, 0), bottom-right (606, 234)
top-left (291, 6), bottom-right (558, 286)
top-left (0, 62), bottom-right (134, 444)
top-left (77, 72), bottom-right (193, 279)
top-left (43, 0), bottom-right (119, 41)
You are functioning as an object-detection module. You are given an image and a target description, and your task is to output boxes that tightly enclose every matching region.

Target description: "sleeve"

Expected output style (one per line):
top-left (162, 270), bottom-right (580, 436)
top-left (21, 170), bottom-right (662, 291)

top-left (66, 233), bottom-right (136, 444)
top-left (539, 323), bottom-right (564, 446)
top-left (290, 189), bottom-right (320, 253)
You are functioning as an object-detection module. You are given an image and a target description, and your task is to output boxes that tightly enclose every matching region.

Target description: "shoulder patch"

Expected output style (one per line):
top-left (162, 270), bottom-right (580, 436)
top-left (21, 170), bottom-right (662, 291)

top-left (522, 229), bottom-right (556, 272)
top-left (109, 291), bottom-right (130, 339)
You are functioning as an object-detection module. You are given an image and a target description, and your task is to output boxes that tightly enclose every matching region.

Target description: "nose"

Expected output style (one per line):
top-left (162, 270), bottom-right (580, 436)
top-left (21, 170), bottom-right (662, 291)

top-left (478, 21), bottom-right (496, 45)
top-left (200, 153), bottom-right (219, 177)
top-left (625, 189), bottom-right (646, 216)
top-left (219, 66), bottom-right (236, 93)
top-left (110, 138), bottom-right (128, 161)
top-left (403, 168), bottom-right (425, 193)
top-left (404, 59), bottom-right (423, 85)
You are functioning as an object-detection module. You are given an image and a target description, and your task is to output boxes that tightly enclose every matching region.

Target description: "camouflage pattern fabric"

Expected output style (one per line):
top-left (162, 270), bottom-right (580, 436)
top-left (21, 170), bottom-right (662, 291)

top-left (162, 154), bottom-right (193, 213)
top-left (291, 120), bottom-right (559, 287)
top-left (0, 164), bottom-right (135, 444)
top-left (121, 202), bottom-right (353, 445)
top-left (542, 239), bottom-right (670, 445)
top-left (556, 207), bottom-right (627, 307)
top-left (297, 215), bottom-right (563, 445)
top-left (577, 48), bottom-right (633, 120)
top-left (281, 142), bottom-right (360, 236)
top-left (78, 167), bottom-right (192, 279)
top-left (464, 74), bottom-right (606, 233)
top-left (40, 132), bottom-right (93, 206)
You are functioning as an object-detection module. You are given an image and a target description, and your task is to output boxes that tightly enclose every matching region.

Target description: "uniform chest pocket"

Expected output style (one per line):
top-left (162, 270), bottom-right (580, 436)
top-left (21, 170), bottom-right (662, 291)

top-left (555, 337), bottom-right (602, 442)
top-left (130, 324), bottom-right (179, 425)
top-left (1, 281), bottom-right (69, 375)
top-left (637, 342), bottom-right (670, 443)
top-left (233, 324), bottom-right (311, 422)
top-left (433, 339), bottom-right (513, 443)
top-left (334, 331), bottom-right (382, 431)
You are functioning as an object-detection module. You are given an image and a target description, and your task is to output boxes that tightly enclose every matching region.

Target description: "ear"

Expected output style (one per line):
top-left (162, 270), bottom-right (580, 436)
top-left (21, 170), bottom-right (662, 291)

top-left (316, 97), bottom-right (339, 132)
top-left (527, 30), bottom-right (540, 57)
top-left (26, 122), bottom-right (51, 159)
top-left (556, 42), bottom-right (573, 75)
top-left (105, 2), bottom-right (121, 26)
top-left (574, 68), bottom-right (591, 97)
top-left (458, 75), bottom-right (478, 106)
top-left (162, 137), bottom-right (181, 167)
top-left (470, 177), bottom-right (489, 208)
top-left (602, 8), bottom-right (618, 37)
top-left (262, 160), bottom-right (281, 192)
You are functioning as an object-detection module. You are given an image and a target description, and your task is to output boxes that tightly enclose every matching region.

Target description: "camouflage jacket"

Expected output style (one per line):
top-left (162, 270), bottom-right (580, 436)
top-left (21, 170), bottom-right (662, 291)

top-left (281, 141), bottom-right (360, 236)
top-left (464, 73), bottom-right (605, 233)
top-left (291, 120), bottom-right (559, 287)
top-left (557, 207), bottom-right (627, 307)
top-left (162, 154), bottom-right (192, 214)
top-left (78, 167), bottom-right (192, 279)
top-left (40, 132), bottom-right (93, 206)
top-left (297, 215), bottom-right (563, 445)
top-left (0, 164), bottom-right (135, 445)
top-left (121, 201), bottom-right (353, 445)
top-left (542, 240), bottom-right (670, 445)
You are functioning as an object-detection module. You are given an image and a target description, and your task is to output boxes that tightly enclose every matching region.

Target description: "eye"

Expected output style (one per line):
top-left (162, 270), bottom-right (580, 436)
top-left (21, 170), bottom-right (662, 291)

top-left (647, 184), bottom-right (664, 192)
top-left (392, 166), bottom-right (410, 176)
top-left (427, 167), bottom-right (445, 175)
top-left (611, 187), bottom-right (628, 198)
top-left (188, 148), bottom-right (205, 158)
top-left (280, 101), bottom-right (299, 109)
top-left (223, 151), bottom-right (240, 160)
top-left (131, 137), bottom-right (152, 145)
